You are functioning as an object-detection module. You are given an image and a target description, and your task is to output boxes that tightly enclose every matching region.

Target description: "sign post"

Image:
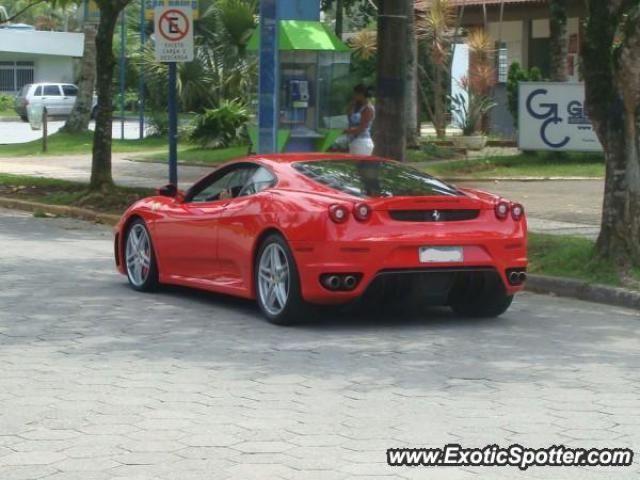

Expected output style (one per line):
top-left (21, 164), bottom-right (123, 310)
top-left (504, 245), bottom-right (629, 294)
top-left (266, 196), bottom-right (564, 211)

top-left (154, 5), bottom-right (194, 186)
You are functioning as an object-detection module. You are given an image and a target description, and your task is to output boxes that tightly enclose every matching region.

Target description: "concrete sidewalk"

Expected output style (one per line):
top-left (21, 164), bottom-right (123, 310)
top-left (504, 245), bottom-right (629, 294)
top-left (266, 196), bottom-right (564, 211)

top-left (0, 153), bottom-right (603, 238)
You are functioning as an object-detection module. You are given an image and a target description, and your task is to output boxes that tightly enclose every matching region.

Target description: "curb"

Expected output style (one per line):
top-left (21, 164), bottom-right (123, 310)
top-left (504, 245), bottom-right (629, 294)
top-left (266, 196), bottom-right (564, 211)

top-left (526, 274), bottom-right (640, 311)
top-left (0, 196), bottom-right (119, 226)
top-left (0, 198), bottom-right (637, 310)
top-left (440, 176), bottom-right (603, 183)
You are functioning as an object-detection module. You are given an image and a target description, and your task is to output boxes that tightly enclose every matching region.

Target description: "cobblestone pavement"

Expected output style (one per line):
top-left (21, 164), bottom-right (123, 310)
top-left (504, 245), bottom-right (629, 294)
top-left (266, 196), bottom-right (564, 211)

top-left (1, 208), bottom-right (639, 480)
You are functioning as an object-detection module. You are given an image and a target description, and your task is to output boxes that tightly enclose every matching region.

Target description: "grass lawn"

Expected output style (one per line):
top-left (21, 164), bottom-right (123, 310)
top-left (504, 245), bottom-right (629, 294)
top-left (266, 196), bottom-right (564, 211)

top-left (407, 144), bottom-right (462, 163)
top-left (0, 173), bottom-right (153, 214)
top-left (528, 233), bottom-right (640, 289)
top-left (138, 145), bottom-right (251, 166)
top-left (425, 152), bottom-right (605, 178)
top-left (0, 131), bottom-right (167, 157)
top-left (0, 110), bottom-right (15, 117)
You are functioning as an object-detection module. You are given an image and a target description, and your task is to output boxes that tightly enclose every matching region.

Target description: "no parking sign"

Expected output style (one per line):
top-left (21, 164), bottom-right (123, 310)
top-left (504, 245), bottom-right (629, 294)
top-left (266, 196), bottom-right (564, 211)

top-left (154, 6), bottom-right (194, 62)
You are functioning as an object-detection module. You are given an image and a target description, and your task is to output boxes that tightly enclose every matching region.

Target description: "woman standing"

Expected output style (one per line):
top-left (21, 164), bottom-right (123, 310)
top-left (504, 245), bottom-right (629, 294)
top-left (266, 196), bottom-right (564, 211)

top-left (345, 84), bottom-right (375, 155)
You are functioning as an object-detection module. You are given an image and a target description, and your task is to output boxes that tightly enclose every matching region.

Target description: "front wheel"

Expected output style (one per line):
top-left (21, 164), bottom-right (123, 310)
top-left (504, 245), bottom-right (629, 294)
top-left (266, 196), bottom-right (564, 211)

top-left (254, 234), bottom-right (305, 326)
top-left (125, 219), bottom-right (159, 292)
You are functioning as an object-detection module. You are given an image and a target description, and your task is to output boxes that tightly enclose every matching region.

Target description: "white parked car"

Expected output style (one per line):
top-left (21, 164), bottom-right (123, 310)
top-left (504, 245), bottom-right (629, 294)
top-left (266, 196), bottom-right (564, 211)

top-left (14, 83), bottom-right (98, 122)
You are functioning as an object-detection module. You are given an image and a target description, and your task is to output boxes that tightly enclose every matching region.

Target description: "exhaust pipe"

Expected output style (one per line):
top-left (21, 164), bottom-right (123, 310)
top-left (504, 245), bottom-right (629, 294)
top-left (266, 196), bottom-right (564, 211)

top-left (343, 275), bottom-right (358, 290)
top-left (324, 275), bottom-right (341, 291)
top-left (519, 272), bottom-right (527, 283)
top-left (509, 272), bottom-right (521, 285)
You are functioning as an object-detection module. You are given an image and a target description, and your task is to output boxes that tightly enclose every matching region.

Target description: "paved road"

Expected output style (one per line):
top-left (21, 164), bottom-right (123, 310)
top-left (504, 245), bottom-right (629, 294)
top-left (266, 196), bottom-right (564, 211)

top-left (0, 153), bottom-right (210, 190)
top-left (0, 208), bottom-right (638, 479)
top-left (0, 119), bottom-right (149, 144)
top-left (0, 153), bottom-right (603, 237)
top-left (464, 180), bottom-right (603, 238)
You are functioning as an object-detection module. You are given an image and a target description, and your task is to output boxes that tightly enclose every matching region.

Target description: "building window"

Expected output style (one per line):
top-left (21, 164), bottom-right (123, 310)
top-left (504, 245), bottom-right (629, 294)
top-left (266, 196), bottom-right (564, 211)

top-left (0, 61), bottom-right (35, 93)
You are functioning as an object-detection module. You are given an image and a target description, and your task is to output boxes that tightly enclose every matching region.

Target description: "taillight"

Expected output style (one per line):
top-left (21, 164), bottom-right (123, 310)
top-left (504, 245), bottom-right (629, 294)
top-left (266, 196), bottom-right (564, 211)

top-left (329, 204), bottom-right (349, 223)
top-left (495, 200), bottom-right (510, 220)
top-left (353, 203), bottom-right (372, 222)
top-left (511, 203), bottom-right (524, 221)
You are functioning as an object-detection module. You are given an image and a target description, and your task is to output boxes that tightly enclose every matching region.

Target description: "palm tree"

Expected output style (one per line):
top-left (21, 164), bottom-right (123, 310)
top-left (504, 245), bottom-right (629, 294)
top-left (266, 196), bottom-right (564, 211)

top-left (549, 0), bottom-right (568, 82)
top-left (416, 0), bottom-right (456, 138)
top-left (139, 0), bottom-right (258, 115)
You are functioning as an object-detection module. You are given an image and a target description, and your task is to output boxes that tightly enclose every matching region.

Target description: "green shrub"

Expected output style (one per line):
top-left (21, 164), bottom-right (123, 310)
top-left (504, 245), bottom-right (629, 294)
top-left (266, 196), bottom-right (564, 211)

top-left (190, 100), bottom-right (249, 148)
top-left (0, 93), bottom-right (14, 111)
top-left (507, 62), bottom-right (542, 129)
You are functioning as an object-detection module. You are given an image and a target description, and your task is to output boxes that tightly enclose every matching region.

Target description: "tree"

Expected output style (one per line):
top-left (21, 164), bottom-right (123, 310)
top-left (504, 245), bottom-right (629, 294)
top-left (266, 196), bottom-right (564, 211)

top-left (373, 0), bottom-right (409, 161)
top-left (90, 0), bottom-right (132, 191)
top-left (405, 1), bottom-right (419, 148)
top-left (582, 1), bottom-right (640, 269)
top-left (335, 0), bottom-right (344, 38)
top-left (62, 24), bottom-right (97, 133)
top-left (416, 0), bottom-right (456, 139)
top-left (549, 0), bottom-right (568, 82)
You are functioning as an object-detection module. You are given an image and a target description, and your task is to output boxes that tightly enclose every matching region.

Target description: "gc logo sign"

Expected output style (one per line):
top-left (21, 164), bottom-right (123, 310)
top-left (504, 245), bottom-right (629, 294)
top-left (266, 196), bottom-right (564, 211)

top-left (519, 83), bottom-right (601, 152)
top-left (525, 89), bottom-right (570, 149)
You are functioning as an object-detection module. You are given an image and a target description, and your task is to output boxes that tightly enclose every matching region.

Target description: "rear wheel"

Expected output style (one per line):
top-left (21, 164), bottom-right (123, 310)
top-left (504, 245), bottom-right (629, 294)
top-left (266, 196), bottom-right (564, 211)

top-left (125, 219), bottom-right (159, 292)
top-left (449, 272), bottom-right (513, 318)
top-left (254, 234), bottom-right (305, 326)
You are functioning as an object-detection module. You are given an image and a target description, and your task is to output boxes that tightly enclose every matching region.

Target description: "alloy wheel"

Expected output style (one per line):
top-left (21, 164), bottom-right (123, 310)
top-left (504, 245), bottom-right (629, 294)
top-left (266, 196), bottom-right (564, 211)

top-left (126, 224), bottom-right (152, 288)
top-left (258, 243), bottom-right (290, 316)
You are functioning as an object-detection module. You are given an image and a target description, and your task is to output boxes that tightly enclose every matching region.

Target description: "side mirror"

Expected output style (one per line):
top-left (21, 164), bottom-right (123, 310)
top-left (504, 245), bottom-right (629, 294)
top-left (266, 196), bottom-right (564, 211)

top-left (157, 184), bottom-right (177, 197)
top-left (157, 184), bottom-right (184, 202)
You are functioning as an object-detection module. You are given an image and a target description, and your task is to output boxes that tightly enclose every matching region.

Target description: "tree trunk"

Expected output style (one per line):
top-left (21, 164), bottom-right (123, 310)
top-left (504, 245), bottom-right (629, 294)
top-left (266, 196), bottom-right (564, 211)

top-left (405, 2), bottom-right (419, 148)
top-left (433, 66), bottom-right (446, 138)
top-left (90, 1), bottom-right (129, 191)
top-left (583, 1), bottom-right (640, 267)
top-left (549, 0), bottom-right (568, 82)
top-left (335, 0), bottom-right (344, 39)
top-left (62, 24), bottom-right (97, 133)
top-left (374, 0), bottom-right (408, 161)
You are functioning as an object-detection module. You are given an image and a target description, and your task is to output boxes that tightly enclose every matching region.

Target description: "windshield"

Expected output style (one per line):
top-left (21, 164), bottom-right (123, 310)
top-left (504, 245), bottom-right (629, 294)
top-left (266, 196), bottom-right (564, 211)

top-left (293, 160), bottom-right (461, 198)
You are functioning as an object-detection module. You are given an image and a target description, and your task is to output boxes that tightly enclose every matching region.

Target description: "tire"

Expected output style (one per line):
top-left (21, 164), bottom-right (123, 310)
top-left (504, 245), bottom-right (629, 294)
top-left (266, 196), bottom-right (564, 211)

top-left (449, 272), bottom-right (513, 318)
top-left (124, 218), bottom-right (159, 292)
top-left (254, 233), bottom-right (305, 326)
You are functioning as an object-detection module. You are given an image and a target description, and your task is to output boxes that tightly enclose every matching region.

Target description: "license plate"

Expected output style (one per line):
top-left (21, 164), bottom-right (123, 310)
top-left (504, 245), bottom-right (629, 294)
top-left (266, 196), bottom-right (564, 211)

top-left (419, 246), bottom-right (464, 263)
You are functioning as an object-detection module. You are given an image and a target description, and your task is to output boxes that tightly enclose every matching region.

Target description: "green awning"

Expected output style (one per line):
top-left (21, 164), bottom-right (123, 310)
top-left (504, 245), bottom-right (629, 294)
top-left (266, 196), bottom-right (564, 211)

top-left (248, 20), bottom-right (350, 52)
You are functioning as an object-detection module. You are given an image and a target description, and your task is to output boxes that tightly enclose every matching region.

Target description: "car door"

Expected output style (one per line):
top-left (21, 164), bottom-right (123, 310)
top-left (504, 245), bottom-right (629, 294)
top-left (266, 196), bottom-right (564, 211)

top-left (42, 84), bottom-right (63, 115)
top-left (153, 163), bottom-right (259, 284)
top-left (61, 85), bottom-right (78, 115)
top-left (217, 166), bottom-right (277, 291)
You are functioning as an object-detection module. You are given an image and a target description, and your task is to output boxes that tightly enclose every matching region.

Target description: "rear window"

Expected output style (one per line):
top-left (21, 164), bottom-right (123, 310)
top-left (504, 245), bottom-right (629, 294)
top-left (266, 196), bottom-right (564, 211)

top-left (293, 160), bottom-right (461, 198)
top-left (17, 84), bottom-right (31, 97)
top-left (62, 85), bottom-right (78, 96)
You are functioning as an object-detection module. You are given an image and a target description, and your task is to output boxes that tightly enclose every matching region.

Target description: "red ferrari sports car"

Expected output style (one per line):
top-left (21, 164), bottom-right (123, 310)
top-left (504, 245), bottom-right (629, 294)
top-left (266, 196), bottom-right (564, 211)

top-left (115, 153), bottom-right (527, 324)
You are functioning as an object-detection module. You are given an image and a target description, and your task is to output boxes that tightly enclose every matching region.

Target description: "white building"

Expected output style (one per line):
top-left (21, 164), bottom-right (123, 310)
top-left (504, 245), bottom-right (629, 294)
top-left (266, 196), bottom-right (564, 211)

top-left (0, 29), bottom-right (85, 94)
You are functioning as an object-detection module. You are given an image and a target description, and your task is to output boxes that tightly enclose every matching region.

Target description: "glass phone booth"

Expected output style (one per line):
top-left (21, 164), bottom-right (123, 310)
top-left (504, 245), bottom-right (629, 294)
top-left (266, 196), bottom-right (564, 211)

top-left (248, 20), bottom-right (351, 153)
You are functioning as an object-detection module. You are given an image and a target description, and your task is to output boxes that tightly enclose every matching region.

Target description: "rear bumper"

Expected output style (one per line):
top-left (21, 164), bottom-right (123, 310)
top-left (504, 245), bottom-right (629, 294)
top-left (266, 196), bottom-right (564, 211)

top-left (291, 237), bottom-right (527, 305)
